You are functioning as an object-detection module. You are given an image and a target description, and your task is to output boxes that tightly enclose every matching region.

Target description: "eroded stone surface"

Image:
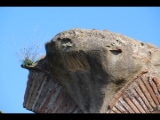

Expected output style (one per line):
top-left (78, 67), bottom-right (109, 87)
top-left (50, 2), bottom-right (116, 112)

top-left (23, 28), bottom-right (160, 113)
top-left (45, 28), bottom-right (160, 113)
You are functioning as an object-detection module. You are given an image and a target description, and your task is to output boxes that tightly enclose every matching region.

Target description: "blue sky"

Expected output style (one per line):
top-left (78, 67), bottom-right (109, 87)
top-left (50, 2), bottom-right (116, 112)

top-left (0, 7), bottom-right (160, 113)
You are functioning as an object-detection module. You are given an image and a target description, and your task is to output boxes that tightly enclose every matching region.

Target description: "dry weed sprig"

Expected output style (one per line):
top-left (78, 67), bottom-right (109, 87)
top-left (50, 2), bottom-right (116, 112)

top-left (3, 27), bottom-right (48, 68)
top-left (16, 44), bottom-right (42, 68)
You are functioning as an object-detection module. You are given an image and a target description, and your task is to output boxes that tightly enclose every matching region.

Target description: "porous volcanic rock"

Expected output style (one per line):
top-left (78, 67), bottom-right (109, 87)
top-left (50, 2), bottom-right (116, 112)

top-left (23, 28), bottom-right (160, 113)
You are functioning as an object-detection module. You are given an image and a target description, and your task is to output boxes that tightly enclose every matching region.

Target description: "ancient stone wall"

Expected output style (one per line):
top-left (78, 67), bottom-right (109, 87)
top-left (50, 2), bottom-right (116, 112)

top-left (23, 28), bottom-right (160, 113)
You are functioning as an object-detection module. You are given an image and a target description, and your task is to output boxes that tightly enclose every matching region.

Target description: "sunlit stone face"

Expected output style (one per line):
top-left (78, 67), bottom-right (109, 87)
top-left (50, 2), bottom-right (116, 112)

top-left (45, 28), bottom-right (159, 113)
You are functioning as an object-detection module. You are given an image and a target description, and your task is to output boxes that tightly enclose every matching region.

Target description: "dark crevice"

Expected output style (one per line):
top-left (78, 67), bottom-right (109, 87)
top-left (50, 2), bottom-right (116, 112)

top-left (141, 42), bottom-right (145, 46)
top-left (109, 49), bottom-right (122, 55)
top-left (61, 38), bottom-right (72, 44)
top-left (114, 79), bottom-right (125, 85)
top-left (106, 45), bottom-right (110, 48)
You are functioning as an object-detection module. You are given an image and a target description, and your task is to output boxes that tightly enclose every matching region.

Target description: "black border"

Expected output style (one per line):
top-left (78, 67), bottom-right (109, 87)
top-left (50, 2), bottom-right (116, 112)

top-left (0, 113), bottom-right (159, 120)
top-left (1, 1), bottom-right (160, 6)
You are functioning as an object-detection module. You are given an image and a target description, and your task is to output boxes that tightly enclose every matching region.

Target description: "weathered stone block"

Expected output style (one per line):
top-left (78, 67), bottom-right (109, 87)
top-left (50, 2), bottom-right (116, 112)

top-left (23, 28), bottom-right (160, 113)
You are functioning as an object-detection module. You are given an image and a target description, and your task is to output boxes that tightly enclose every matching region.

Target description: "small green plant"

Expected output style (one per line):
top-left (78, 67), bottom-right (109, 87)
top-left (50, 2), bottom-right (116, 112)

top-left (16, 44), bottom-right (42, 68)
top-left (3, 26), bottom-right (48, 68)
top-left (22, 56), bottom-right (33, 67)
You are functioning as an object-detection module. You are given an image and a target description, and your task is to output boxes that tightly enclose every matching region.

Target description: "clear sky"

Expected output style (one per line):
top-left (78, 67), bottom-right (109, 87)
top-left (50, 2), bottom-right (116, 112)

top-left (0, 7), bottom-right (160, 113)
